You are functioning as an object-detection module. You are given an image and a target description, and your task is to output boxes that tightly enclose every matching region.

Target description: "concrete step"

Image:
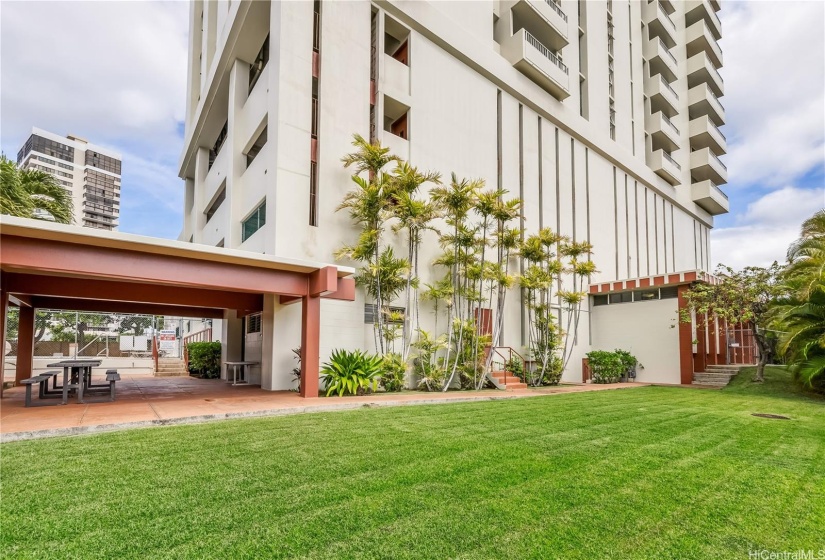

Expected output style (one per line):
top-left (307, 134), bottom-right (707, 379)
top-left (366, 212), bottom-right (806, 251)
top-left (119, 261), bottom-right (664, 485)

top-left (492, 374), bottom-right (525, 385)
top-left (153, 370), bottom-right (190, 377)
top-left (693, 372), bottom-right (736, 386)
top-left (504, 382), bottom-right (528, 390)
top-left (705, 365), bottom-right (742, 373)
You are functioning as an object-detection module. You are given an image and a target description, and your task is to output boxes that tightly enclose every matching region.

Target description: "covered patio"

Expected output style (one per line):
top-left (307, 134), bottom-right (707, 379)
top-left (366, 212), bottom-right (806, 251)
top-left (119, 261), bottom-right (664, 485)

top-left (0, 217), bottom-right (355, 399)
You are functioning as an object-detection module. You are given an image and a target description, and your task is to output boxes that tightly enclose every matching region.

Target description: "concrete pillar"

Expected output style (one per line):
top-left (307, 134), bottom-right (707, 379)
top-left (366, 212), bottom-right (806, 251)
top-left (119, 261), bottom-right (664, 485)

top-left (0, 290), bottom-right (7, 397)
top-left (226, 58), bottom-right (251, 249)
top-left (260, 294), bottom-right (301, 391)
top-left (16, 305), bottom-right (35, 384)
top-left (220, 310), bottom-right (243, 381)
top-left (300, 295), bottom-right (320, 398)
top-left (193, 147), bottom-right (210, 243)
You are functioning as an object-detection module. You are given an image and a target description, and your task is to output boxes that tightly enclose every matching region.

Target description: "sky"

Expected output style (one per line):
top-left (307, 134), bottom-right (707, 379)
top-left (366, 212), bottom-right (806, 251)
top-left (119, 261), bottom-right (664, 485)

top-left (1, 0), bottom-right (823, 269)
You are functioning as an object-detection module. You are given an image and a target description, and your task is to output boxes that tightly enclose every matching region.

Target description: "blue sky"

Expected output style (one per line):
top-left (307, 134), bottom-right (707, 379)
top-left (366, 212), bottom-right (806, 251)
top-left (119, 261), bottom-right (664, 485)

top-left (1, 1), bottom-right (823, 269)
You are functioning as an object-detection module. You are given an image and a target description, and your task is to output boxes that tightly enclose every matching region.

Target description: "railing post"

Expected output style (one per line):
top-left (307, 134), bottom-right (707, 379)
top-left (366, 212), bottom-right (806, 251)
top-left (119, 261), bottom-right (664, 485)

top-left (152, 336), bottom-right (159, 373)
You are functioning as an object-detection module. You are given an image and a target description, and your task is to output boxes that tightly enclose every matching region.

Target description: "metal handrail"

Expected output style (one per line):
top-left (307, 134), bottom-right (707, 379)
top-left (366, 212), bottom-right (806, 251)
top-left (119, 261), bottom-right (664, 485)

top-left (543, 0), bottom-right (568, 22)
top-left (710, 120), bottom-right (726, 140)
top-left (659, 2), bottom-right (677, 30)
top-left (705, 0), bottom-right (722, 31)
top-left (660, 75), bottom-right (679, 99)
top-left (708, 180), bottom-right (728, 200)
top-left (657, 38), bottom-right (678, 66)
top-left (662, 114), bottom-right (680, 134)
top-left (710, 150), bottom-right (727, 170)
top-left (662, 150), bottom-right (681, 170)
top-left (524, 29), bottom-right (569, 74)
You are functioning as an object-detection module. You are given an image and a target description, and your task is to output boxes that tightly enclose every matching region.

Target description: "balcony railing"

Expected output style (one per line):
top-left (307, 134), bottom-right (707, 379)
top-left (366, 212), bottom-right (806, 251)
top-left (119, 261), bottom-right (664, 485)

top-left (660, 2), bottom-right (677, 31)
top-left (659, 75), bottom-right (679, 99)
top-left (705, 0), bottom-right (722, 31)
top-left (543, 0), bottom-right (568, 22)
top-left (662, 114), bottom-right (680, 134)
top-left (657, 38), bottom-right (678, 66)
top-left (662, 150), bottom-right (681, 170)
top-left (710, 120), bottom-right (726, 140)
top-left (710, 150), bottom-right (727, 170)
top-left (525, 29), bottom-right (568, 74)
top-left (708, 180), bottom-right (728, 200)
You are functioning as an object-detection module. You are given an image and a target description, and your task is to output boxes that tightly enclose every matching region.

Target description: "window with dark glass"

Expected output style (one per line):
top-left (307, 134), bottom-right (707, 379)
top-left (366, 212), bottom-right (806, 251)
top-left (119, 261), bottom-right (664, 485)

top-left (209, 121), bottom-right (228, 170)
top-left (246, 126), bottom-right (267, 167)
top-left (242, 201), bottom-right (266, 242)
top-left (205, 185), bottom-right (226, 222)
top-left (248, 34), bottom-right (270, 91)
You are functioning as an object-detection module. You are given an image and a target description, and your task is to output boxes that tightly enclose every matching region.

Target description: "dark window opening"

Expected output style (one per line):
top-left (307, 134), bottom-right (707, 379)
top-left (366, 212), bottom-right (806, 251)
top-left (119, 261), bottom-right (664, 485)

top-left (593, 295), bottom-right (609, 306)
top-left (246, 126), bottom-right (267, 167)
top-left (209, 121), bottom-right (228, 170)
top-left (247, 313), bottom-right (262, 334)
top-left (309, 162), bottom-right (318, 227)
top-left (384, 16), bottom-right (410, 66)
top-left (383, 95), bottom-right (410, 140)
top-left (205, 184), bottom-right (226, 222)
top-left (248, 34), bottom-right (270, 91)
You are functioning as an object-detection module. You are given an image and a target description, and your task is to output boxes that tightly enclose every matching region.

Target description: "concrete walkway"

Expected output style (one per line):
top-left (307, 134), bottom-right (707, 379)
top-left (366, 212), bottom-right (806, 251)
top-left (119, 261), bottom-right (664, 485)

top-left (0, 374), bottom-right (647, 441)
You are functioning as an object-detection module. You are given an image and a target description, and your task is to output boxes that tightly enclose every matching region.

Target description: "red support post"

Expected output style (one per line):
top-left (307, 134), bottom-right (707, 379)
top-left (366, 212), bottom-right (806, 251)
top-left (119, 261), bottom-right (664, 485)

top-left (0, 290), bottom-right (7, 397)
top-left (300, 295), bottom-right (320, 398)
top-left (16, 305), bottom-right (35, 384)
top-left (677, 285), bottom-right (695, 384)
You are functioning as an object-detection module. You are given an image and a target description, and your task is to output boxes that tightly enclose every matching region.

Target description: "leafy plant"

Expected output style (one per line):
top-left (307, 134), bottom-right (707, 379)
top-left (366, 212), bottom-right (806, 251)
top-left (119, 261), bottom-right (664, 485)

top-left (586, 350), bottom-right (624, 384)
top-left (614, 349), bottom-right (638, 379)
top-left (187, 341), bottom-right (222, 379)
top-left (381, 353), bottom-right (406, 392)
top-left (320, 349), bottom-right (383, 397)
top-left (504, 356), bottom-right (525, 382)
top-left (1, 155), bottom-right (74, 223)
top-left (412, 330), bottom-right (447, 391)
top-left (291, 347), bottom-right (302, 391)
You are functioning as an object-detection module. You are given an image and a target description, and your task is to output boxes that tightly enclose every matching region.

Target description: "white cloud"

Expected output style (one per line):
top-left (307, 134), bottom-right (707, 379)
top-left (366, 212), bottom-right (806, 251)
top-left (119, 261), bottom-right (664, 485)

top-left (721, 1), bottom-right (825, 187)
top-left (711, 186), bottom-right (824, 270)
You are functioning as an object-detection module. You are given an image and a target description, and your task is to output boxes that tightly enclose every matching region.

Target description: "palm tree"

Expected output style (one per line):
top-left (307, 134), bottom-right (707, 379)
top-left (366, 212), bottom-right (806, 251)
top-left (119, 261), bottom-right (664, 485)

top-left (771, 210), bottom-right (825, 388)
top-left (0, 156), bottom-right (73, 223)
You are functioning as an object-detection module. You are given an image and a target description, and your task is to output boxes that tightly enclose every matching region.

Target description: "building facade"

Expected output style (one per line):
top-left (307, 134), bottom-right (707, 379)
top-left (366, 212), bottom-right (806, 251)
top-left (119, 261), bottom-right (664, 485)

top-left (179, 0), bottom-right (727, 389)
top-left (17, 128), bottom-right (122, 230)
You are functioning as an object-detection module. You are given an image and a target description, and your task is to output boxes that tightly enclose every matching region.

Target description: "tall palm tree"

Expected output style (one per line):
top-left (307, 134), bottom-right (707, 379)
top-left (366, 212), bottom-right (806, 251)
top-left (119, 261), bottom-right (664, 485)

top-left (0, 155), bottom-right (73, 224)
top-left (772, 210), bottom-right (825, 388)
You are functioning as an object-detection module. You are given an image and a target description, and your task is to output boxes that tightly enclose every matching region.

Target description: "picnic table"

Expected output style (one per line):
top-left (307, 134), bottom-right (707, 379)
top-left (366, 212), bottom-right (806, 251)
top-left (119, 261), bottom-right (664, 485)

top-left (46, 359), bottom-right (103, 404)
top-left (225, 361), bottom-right (259, 386)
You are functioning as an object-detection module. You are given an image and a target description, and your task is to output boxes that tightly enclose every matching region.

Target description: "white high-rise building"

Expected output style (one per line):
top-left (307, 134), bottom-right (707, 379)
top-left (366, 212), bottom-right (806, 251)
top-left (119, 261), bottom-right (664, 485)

top-left (179, 0), bottom-right (731, 389)
top-left (17, 128), bottom-right (122, 230)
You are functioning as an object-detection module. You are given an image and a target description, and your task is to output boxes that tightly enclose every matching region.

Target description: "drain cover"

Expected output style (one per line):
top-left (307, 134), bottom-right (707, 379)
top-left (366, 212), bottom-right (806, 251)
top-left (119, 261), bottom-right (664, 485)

top-left (751, 413), bottom-right (790, 420)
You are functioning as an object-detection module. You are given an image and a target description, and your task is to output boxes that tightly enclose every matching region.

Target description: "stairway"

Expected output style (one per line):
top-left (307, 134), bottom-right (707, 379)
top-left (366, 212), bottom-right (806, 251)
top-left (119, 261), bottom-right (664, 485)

top-left (154, 358), bottom-right (190, 377)
top-left (489, 370), bottom-right (528, 390)
top-left (692, 364), bottom-right (744, 387)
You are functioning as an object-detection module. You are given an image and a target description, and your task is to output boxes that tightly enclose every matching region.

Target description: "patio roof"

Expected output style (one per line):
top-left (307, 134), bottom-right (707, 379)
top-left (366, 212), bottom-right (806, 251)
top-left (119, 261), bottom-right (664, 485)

top-left (0, 216), bottom-right (356, 398)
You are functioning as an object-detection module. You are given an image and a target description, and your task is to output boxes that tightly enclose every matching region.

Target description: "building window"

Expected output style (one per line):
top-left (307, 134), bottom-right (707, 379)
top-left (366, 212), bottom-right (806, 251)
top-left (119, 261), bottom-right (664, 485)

top-left (242, 200), bottom-right (266, 242)
top-left (205, 184), bottom-right (226, 222)
top-left (249, 34), bottom-right (269, 91)
top-left (384, 16), bottom-right (410, 66)
top-left (246, 313), bottom-right (262, 334)
top-left (609, 291), bottom-right (633, 304)
top-left (246, 126), bottom-right (267, 167)
top-left (364, 304), bottom-right (405, 324)
top-left (209, 121), bottom-right (228, 170)
top-left (383, 95), bottom-right (410, 140)
top-left (309, 162), bottom-right (318, 227)
top-left (593, 295), bottom-right (608, 306)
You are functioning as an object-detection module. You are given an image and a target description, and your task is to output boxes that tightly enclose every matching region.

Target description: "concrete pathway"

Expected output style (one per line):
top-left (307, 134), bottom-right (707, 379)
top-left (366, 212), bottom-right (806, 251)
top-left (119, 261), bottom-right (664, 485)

top-left (1, 374), bottom-right (647, 441)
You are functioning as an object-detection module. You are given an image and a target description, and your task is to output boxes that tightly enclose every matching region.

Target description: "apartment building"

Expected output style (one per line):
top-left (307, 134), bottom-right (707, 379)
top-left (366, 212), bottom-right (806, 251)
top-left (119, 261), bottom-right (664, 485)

top-left (17, 128), bottom-right (122, 230)
top-left (179, 0), bottom-right (728, 388)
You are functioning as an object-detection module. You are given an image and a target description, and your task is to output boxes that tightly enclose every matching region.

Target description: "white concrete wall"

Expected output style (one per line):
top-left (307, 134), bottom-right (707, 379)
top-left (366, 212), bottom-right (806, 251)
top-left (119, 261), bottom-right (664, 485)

top-left (591, 297), bottom-right (681, 384)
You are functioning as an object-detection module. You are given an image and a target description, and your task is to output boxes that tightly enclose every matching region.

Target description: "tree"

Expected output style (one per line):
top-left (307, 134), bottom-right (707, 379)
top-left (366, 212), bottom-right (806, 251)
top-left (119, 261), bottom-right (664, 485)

top-left (770, 210), bottom-right (825, 389)
top-left (681, 264), bottom-right (782, 383)
top-left (0, 156), bottom-right (73, 223)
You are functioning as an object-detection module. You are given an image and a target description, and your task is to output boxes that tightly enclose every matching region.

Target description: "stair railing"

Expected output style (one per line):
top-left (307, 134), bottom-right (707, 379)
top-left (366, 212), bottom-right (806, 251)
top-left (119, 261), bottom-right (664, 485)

top-left (182, 327), bottom-right (213, 370)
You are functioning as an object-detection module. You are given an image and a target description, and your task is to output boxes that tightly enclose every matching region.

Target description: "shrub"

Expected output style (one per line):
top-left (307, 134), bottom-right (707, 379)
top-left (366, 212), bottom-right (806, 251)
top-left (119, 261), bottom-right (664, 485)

top-left (320, 349), bottom-right (383, 396)
top-left (586, 350), bottom-right (624, 384)
top-left (291, 347), bottom-right (302, 391)
top-left (187, 341), bottom-right (222, 379)
top-left (538, 356), bottom-right (563, 385)
top-left (504, 356), bottom-right (525, 381)
top-left (412, 330), bottom-right (447, 392)
top-left (381, 353), bottom-right (407, 392)
top-left (614, 349), bottom-right (638, 379)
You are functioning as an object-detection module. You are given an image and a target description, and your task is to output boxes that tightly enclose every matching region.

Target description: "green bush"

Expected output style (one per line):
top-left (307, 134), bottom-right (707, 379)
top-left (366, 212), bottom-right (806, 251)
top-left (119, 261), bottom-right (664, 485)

top-left (614, 349), bottom-right (638, 379)
top-left (538, 356), bottom-right (563, 385)
top-left (504, 356), bottom-right (525, 381)
top-left (381, 353), bottom-right (406, 392)
top-left (187, 341), bottom-right (222, 379)
top-left (586, 350), bottom-right (624, 384)
top-left (320, 349), bottom-right (383, 397)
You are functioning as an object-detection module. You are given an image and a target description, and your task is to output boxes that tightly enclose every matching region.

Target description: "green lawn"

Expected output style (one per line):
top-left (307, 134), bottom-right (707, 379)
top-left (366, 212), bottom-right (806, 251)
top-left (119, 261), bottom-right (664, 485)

top-left (2, 368), bottom-right (824, 559)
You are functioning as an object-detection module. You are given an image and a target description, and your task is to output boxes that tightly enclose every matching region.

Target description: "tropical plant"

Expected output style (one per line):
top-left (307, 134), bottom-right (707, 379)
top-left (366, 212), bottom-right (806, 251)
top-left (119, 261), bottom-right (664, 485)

top-left (680, 264), bottom-right (782, 382)
top-left (0, 155), bottom-right (73, 223)
top-left (412, 330), bottom-right (447, 391)
top-left (586, 350), bottom-right (624, 383)
top-left (770, 209), bottom-right (825, 390)
top-left (614, 349), bottom-right (638, 379)
top-left (320, 349), bottom-right (383, 396)
top-left (504, 356), bottom-right (525, 382)
top-left (381, 353), bottom-right (407, 392)
top-left (291, 347), bottom-right (302, 390)
top-left (187, 341), bottom-right (222, 378)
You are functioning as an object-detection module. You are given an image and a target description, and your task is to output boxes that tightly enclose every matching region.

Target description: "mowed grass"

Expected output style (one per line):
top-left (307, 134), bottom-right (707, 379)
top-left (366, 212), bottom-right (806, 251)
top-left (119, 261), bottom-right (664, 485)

top-left (2, 368), bottom-right (824, 559)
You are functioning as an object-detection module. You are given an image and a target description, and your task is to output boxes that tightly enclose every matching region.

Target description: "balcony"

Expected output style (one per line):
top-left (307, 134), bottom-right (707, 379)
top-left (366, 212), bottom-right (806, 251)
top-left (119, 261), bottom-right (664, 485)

top-left (511, 0), bottom-right (569, 50)
top-left (691, 179), bottom-right (729, 215)
top-left (655, 0), bottom-right (676, 15)
top-left (382, 53), bottom-right (410, 99)
top-left (644, 37), bottom-right (678, 83)
top-left (646, 111), bottom-right (681, 152)
top-left (690, 147), bottom-right (728, 185)
top-left (648, 149), bottom-right (682, 186)
top-left (687, 51), bottom-right (724, 97)
top-left (643, 0), bottom-right (677, 48)
top-left (709, 0), bottom-right (721, 11)
top-left (501, 28), bottom-right (570, 100)
top-left (685, 0), bottom-right (722, 41)
top-left (689, 115), bottom-right (727, 155)
top-left (686, 20), bottom-right (722, 68)
top-left (646, 74), bottom-right (679, 118)
top-left (688, 83), bottom-right (725, 126)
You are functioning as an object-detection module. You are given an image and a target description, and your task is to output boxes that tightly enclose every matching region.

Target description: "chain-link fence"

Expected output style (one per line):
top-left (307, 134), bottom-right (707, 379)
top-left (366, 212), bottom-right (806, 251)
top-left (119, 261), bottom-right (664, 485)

top-left (4, 310), bottom-right (163, 359)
